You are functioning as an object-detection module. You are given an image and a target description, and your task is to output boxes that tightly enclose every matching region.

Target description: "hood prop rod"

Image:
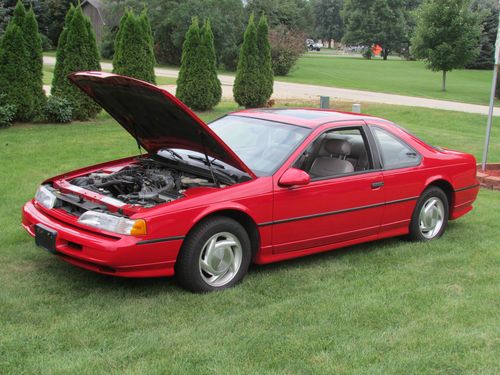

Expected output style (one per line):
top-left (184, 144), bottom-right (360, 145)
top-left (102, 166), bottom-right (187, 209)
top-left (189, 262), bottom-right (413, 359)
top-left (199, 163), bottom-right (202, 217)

top-left (200, 132), bottom-right (220, 187)
top-left (129, 119), bottom-right (142, 156)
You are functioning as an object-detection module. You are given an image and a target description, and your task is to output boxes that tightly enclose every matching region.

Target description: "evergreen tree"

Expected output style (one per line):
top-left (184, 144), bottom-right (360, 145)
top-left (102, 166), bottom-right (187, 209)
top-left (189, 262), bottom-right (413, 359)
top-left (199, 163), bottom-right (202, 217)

top-left (0, 23), bottom-right (33, 121)
top-left (52, 6), bottom-right (101, 120)
top-left (176, 17), bottom-right (221, 110)
top-left (23, 7), bottom-right (46, 117)
top-left (11, 0), bottom-right (26, 29)
top-left (112, 11), bottom-right (156, 84)
top-left (233, 14), bottom-right (267, 108)
top-left (51, 5), bottom-right (75, 96)
top-left (412, 0), bottom-right (480, 91)
top-left (112, 10), bottom-right (129, 74)
top-left (466, 0), bottom-right (499, 70)
top-left (256, 15), bottom-right (273, 103)
top-left (200, 19), bottom-right (222, 109)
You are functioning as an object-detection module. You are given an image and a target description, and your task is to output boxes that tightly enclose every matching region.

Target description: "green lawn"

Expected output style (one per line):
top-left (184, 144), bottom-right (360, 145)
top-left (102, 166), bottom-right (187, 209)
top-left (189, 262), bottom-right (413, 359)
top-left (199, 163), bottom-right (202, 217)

top-left (280, 55), bottom-right (499, 106)
top-left (1, 102), bottom-right (499, 374)
top-left (43, 65), bottom-right (176, 86)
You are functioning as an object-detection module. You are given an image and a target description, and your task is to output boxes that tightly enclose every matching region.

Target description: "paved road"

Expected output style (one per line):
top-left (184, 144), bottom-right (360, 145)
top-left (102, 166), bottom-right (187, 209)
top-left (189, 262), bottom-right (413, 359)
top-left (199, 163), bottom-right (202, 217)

top-left (43, 56), bottom-right (500, 116)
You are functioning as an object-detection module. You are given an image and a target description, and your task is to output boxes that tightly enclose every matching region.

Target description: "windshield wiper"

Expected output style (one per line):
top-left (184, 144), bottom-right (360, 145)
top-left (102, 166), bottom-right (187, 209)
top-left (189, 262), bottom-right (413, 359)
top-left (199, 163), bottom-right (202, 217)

top-left (188, 154), bottom-right (225, 169)
top-left (164, 149), bottom-right (183, 160)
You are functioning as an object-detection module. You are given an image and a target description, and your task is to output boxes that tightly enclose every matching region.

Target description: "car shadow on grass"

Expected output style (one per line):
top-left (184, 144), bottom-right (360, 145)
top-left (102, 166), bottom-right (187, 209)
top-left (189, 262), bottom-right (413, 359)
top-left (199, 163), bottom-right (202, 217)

top-left (31, 221), bottom-right (462, 295)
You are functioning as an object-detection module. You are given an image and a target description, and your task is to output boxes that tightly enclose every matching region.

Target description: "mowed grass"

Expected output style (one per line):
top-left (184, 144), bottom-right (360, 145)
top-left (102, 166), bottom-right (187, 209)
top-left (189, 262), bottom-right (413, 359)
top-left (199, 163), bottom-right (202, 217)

top-left (43, 65), bottom-right (176, 86)
top-left (280, 55), bottom-right (499, 106)
top-left (1, 102), bottom-right (499, 373)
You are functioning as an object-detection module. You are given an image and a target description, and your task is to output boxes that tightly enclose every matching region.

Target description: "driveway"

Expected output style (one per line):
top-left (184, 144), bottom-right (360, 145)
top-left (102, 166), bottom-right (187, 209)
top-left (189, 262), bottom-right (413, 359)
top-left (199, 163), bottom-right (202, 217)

top-left (43, 56), bottom-right (500, 116)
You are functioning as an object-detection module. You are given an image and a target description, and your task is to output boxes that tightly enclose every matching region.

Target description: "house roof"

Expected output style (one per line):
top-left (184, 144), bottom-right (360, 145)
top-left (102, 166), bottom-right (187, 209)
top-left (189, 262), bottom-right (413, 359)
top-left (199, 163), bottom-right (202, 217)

top-left (81, 0), bottom-right (118, 26)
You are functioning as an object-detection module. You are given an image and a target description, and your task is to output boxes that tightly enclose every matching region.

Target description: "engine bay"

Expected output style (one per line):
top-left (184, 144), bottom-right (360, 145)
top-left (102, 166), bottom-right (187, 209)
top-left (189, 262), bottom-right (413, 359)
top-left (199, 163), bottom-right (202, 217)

top-left (70, 158), bottom-right (219, 207)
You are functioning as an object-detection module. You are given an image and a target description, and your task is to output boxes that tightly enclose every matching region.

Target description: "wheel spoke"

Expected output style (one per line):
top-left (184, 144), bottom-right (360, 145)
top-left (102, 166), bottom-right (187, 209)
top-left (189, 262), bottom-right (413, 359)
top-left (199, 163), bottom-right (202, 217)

top-left (198, 231), bottom-right (243, 287)
top-left (200, 259), bottom-right (221, 276)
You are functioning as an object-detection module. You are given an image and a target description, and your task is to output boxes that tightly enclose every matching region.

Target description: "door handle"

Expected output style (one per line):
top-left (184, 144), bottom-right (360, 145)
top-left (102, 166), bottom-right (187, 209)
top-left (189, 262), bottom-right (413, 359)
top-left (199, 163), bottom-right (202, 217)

top-left (371, 181), bottom-right (384, 189)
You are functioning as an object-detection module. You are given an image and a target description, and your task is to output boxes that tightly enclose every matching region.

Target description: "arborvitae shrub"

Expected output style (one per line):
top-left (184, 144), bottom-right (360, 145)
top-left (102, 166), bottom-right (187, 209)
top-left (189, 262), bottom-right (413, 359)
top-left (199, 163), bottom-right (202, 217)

top-left (256, 15), bottom-right (273, 104)
top-left (52, 6), bottom-right (101, 120)
top-left (113, 11), bottom-right (156, 84)
top-left (233, 14), bottom-right (268, 108)
top-left (0, 23), bottom-right (33, 121)
top-left (23, 8), bottom-right (46, 118)
top-left (51, 5), bottom-right (76, 96)
top-left (176, 18), bottom-right (221, 110)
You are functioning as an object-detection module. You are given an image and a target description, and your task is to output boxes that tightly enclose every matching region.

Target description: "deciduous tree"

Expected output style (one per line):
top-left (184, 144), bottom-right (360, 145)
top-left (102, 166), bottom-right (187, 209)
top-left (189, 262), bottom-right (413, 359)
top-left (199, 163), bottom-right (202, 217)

top-left (412, 0), bottom-right (480, 91)
top-left (312, 0), bottom-right (343, 48)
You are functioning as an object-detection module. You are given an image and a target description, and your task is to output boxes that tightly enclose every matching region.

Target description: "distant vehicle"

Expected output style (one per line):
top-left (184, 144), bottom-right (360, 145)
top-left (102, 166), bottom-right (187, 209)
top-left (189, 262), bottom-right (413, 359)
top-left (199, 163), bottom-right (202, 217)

top-left (306, 39), bottom-right (323, 51)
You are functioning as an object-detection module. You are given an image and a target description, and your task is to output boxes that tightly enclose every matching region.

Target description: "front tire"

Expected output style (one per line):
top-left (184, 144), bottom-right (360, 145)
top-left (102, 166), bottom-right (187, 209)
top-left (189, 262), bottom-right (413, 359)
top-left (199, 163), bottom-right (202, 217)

top-left (409, 186), bottom-right (449, 241)
top-left (175, 217), bottom-right (251, 292)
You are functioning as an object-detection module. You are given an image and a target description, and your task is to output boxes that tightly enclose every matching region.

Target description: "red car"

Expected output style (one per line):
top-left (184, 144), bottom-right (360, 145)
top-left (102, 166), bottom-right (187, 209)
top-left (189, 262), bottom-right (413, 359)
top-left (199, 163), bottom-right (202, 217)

top-left (22, 72), bottom-right (479, 292)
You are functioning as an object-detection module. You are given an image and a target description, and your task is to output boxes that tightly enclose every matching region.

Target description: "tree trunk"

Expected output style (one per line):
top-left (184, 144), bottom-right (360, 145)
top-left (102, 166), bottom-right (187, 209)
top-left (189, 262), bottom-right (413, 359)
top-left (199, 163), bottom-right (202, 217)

top-left (328, 39), bottom-right (332, 49)
top-left (442, 70), bottom-right (447, 91)
top-left (382, 49), bottom-right (389, 60)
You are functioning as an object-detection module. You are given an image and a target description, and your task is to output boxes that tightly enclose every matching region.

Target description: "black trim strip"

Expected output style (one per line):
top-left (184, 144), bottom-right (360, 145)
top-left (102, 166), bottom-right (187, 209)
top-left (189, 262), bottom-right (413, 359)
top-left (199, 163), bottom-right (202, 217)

top-left (136, 236), bottom-right (185, 245)
top-left (258, 196), bottom-right (419, 227)
top-left (454, 184), bottom-right (480, 193)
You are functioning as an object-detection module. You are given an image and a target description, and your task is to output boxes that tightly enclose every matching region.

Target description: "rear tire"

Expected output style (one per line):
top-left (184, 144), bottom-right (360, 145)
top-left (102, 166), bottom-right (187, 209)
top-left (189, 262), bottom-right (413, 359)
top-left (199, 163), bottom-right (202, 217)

top-left (175, 216), bottom-right (251, 293)
top-left (408, 186), bottom-right (449, 241)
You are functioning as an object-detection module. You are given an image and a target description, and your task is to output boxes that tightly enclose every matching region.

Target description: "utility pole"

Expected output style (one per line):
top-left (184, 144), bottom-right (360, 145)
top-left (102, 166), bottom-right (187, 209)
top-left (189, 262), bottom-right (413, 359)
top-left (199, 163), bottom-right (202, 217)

top-left (482, 1), bottom-right (500, 171)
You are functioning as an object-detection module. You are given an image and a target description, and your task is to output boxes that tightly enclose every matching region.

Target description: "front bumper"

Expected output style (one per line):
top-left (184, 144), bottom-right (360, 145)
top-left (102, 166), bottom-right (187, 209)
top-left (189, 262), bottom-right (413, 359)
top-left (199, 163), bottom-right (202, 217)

top-left (22, 201), bottom-right (183, 277)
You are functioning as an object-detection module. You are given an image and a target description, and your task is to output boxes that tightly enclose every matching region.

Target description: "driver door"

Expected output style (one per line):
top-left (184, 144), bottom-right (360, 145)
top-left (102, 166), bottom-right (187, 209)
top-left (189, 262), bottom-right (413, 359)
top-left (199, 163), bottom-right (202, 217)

top-left (271, 123), bottom-right (385, 254)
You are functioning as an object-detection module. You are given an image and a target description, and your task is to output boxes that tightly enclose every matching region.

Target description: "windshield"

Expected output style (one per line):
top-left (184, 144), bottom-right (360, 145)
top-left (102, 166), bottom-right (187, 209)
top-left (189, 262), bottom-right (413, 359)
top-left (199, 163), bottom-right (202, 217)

top-left (209, 115), bottom-right (311, 176)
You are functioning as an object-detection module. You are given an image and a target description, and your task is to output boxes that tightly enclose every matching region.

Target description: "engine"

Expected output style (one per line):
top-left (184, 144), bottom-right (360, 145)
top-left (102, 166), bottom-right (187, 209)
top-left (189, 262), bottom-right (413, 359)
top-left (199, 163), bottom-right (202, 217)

top-left (70, 158), bottom-right (215, 207)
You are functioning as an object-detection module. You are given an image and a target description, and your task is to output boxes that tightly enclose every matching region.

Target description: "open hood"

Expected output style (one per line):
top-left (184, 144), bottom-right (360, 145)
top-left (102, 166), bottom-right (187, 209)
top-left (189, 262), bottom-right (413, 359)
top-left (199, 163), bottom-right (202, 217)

top-left (69, 72), bottom-right (255, 178)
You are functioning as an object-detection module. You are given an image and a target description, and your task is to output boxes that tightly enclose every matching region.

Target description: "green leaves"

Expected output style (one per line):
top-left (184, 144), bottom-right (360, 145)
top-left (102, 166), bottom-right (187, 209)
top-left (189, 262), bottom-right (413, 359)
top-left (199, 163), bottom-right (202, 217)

top-left (0, 0), bottom-right (45, 122)
top-left (51, 5), bottom-right (101, 120)
top-left (412, 0), bottom-right (480, 90)
top-left (112, 10), bottom-right (156, 84)
top-left (176, 18), bottom-right (222, 111)
top-left (234, 14), bottom-right (273, 108)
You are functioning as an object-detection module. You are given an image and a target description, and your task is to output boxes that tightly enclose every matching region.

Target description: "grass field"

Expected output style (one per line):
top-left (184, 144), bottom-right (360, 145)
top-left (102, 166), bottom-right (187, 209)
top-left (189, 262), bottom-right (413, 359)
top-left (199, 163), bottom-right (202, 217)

top-left (43, 65), bottom-right (176, 86)
top-left (280, 54), bottom-right (499, 106)
top-left (1, 102), bottom-right (499, 373)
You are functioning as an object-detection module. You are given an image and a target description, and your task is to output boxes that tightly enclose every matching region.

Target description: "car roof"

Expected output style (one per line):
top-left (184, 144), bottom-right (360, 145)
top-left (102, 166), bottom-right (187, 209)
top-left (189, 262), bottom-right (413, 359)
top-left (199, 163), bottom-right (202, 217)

top-left (231, 108), bottom-right (388, 128)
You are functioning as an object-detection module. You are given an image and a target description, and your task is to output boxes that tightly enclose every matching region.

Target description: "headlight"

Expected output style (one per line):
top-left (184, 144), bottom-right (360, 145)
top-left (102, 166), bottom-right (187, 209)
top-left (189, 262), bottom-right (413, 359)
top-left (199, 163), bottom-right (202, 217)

top-left (77, 211), bottom-right (147, 236)
top-left (35, 185), bottom-right (57, 209)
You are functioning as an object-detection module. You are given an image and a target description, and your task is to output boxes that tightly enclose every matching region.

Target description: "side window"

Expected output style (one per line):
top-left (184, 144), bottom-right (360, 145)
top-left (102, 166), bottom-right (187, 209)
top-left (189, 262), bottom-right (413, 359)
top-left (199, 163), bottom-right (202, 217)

top-left (294, 127), bottom-right (372, 179)
top-left (371, 127), bottom-right (421, 169)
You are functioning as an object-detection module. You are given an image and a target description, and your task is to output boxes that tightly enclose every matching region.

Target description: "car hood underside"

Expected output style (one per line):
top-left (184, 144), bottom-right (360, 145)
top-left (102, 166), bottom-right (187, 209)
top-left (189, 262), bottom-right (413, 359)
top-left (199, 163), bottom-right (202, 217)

top-left (69, 72), bottom-right (255, 178)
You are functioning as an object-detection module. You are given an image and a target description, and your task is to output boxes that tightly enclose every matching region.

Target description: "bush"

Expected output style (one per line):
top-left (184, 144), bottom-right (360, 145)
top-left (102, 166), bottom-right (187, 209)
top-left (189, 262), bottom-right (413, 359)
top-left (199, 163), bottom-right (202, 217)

top-left (51, 5), bottom-right (101, 121)
top-left (234, 14), bottom-right (268, 108)
top-left (0, 95), bottom-right (16, 128)
top-left (45, 96), bottom-right (73, 123)
top-left (256, 15), bottom-right (273, 102)
top-left (268, 25), bottom-right (305, 76)
top-left (23, 8), bottom-right (46, 119)
top-left (176, 18), bottom-right (221, 111)
top-left (0, 22), bottom-right (34, 122)
top-left (113, 10), bottom-right (156, 84)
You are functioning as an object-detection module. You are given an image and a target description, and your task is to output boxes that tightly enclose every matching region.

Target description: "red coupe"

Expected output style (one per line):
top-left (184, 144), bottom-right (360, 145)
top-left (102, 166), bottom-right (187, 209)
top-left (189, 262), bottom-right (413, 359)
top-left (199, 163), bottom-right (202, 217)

top-left (22, 72), bottom-right (479, 292)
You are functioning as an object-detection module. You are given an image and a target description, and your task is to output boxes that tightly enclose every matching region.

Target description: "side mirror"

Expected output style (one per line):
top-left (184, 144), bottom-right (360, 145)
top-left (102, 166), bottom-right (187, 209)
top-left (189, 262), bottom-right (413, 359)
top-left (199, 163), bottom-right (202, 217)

top-left (278, 168), bottom-right (311, 187)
